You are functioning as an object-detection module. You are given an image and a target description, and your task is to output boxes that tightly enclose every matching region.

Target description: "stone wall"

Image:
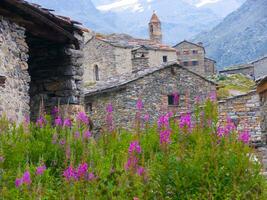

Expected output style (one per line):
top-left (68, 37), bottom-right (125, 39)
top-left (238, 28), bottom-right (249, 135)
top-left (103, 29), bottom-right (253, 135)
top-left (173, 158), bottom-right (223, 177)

top-left (85, 66), bottom-right (216, 130)
top-left (218, 91), bottom-right (262, 143)
top-left (148, 50), bottom-right (177, 67)
top-left (259, 89), bottom-right (267, 143)
top-left (28, 33), bottom-right (84, 119)
top-left (0, 17), bottom-right (30, 122)
top-left (175, 42), bottom-right (206, 76)
top-left (204, 58), bottom-right (216, 76)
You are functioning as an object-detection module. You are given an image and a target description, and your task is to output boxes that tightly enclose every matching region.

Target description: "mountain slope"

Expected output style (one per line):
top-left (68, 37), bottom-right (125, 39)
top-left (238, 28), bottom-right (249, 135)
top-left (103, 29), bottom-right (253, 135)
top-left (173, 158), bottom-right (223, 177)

top-left (194, 0), bottom-right (267, 68)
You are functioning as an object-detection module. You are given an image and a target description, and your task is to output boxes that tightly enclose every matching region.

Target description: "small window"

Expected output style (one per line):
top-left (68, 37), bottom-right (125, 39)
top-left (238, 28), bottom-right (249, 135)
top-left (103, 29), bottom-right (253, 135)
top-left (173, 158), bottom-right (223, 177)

top-left (183, 61), bottom-right (189, 66)
top-left (168, 94), bottom-right (179, 106)
top-left (0, 75), bottom-right (6, 87)
top-left (192, 61), bottom-right (199, 66)
top-left (94, 65), bottom-right (99, 81)
top-left (86, 103), bottom-right (93, 112)
top-left (150, 25), bottom-right (153, 33)
top-left (163, 56), bottom-right (168, 63)
top-left (141, 53), bottom-right (145, 58)
top-left (192, 50), bottom-right (198, 54)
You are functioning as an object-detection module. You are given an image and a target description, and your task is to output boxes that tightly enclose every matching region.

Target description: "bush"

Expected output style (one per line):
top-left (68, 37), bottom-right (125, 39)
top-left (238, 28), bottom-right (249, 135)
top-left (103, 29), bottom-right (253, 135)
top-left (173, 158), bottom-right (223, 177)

top-left (0, 100), bottom-right (266, 199)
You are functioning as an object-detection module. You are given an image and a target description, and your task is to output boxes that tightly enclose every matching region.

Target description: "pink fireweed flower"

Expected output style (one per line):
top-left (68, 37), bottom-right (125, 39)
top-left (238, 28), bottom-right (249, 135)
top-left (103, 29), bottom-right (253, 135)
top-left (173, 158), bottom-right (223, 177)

top-left (74, 131), bottom-right (80, 139)
top-left (195, 96), bottom-right (201, 104)
top-left (24, 115), bottom-right (30, 125)
top-left (136, 99), bottom-right (143, 111)
top-left (15, 178), bottom-right (23, 188)
top-left (63, 118), bottom-right (72, 128)
top-left (137, 166), bottom-right (145, 176)
top-left (76, 163), bottom-right (88, 179)
top-left (77, 112), bottom-right (89, 125)
top-left (225, 117), bottom-right (236, 134)
top-left (59, 139), bottom-right (66, 146)
top-left (124, 156), bottom-right (139, 171)
top-left (128, 141), bottom-right (141, 154)
top-left (55, 116), bottom-right (63, 126)
top-left (157, 114), bottom-right (170, 128)
top-left (36, 116), bottom-right (46, 128)
top-left (238, 130), bottom-right (250, 144)
top-left (144, 114), bottom-right (150, 122)
top-left (217, 126), bottom-right (225, 137)
top-left (179, 113), bottom-right (191, 129)
top-left (209, 91), bottom-right (217, 102)
top-left (63, 166), bottom-right (77, 181)
top-left (106, 103), bottom-right (113, 113)
top-left (22, 171), bottom-right (31, 185)
top-left (87, 172), bottom-right (96, 181)
top-left (160, 129), bottom-right (171, 144)
top-left (36, 165), bottom-right (46, 175)
top-left (51, 106), bottom-right (59, 116)
top-left (83, 130), bottom-right (92, 140)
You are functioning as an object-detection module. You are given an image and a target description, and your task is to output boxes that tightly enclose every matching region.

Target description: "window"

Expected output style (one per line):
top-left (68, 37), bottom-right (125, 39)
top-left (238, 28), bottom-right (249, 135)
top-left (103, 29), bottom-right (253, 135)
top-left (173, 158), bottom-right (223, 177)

top-left (163, 56), bottom-right (168, 63)
top-left (183, 50), bottom-right (190, 55)
top-left (168, 94), bottom-right (179, 106)
top-left (183, 61), bottom-right (189, 66)
top-left (192, 61), bottom-right (199, 66)
top-left (141, 53), bottom-right (145, 58)
top-left (94, 65), bottom-right (99, 81)
top-left (150, 24), bottom-right (153, 33)
top-left (192, 50), bottom-right (198, 54)
top-left (0, 75), bottom-right (6, 87)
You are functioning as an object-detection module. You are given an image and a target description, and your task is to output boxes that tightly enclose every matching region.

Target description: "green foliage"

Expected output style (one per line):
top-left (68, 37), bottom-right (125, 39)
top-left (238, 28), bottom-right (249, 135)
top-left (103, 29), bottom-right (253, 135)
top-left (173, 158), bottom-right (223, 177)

top-left (0, 101), bottom-right (266, 199)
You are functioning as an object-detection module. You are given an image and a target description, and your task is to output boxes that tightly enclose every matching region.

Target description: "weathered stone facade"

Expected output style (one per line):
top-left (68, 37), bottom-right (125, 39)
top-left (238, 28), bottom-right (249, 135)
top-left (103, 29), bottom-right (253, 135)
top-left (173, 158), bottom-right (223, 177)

top-left (0, 1), bottom-right (85, 122)
top-left (218, 91), bottom-right (262, 143)
top-left (0, 17), bottom-right (30, 122)
top-left (149, 12), bottom-right (162, 44)
top-left (174, 40), bottom-right (216, 77)
top-left (85, 63), bottom-right (217, 130)
top-left (83, 35), bottom-right (176, 84)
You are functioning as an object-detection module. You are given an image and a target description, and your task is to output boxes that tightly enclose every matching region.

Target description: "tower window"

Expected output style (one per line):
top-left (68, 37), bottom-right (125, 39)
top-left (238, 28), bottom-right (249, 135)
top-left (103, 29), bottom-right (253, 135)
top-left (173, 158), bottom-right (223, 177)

top-left (94, 65), bottom-right (99, 81)
top-left (163, 56), bottom-right (168, 63)
top-left (150, 24), bottom-right (153, 33)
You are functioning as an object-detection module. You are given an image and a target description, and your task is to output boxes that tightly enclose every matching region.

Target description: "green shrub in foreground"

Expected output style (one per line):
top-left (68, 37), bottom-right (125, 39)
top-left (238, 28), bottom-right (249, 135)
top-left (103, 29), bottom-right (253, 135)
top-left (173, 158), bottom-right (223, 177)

top-left (0, 100), bottom-right (266, 199)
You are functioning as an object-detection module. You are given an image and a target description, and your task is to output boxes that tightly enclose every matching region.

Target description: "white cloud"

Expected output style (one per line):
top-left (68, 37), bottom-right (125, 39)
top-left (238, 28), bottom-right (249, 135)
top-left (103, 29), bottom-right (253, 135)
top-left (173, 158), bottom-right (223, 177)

top-left (195, 0), bottom-right (221, 7)
top-left (97, 0), bottom-right (143, 12)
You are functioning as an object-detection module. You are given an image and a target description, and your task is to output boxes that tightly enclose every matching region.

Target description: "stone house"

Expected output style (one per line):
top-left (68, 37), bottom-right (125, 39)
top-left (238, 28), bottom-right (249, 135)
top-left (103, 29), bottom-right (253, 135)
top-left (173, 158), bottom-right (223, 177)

top-left (0, 0), bottom-right (85, 121)
top-left (218, 91), bottom-right (262, 144)
top-left (84, 62), bottom-right (217, 130)
top-left (173, 40), bottom-right (216, 77)
top-left (82, 12), bottom-right (177, 85)
top-left (252, 56), bottom-right (267, 81)
top-left (257, 76), bottom-right (267, 143)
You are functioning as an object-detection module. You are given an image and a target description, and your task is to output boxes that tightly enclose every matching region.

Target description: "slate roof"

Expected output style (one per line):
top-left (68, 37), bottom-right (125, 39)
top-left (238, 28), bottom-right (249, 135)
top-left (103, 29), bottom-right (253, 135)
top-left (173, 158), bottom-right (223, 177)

top-left (85, 61), bottom-right (217, 97)
top-left (93, 33), bottom-right (176, 52)
top-left (219, 64), bottom-right (254, 73)
top-left (173, 40), bottom-right (205, 52)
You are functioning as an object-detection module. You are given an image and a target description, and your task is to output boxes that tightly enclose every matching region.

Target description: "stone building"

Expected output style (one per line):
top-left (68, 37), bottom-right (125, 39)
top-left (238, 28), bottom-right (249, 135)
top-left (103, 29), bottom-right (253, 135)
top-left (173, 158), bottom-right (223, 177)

top-left (149, 11), bottom-right (162, 44)
top-left (84, 62), bottom-right (217, 130)
top-left (173, 40), bottom-right (216, 77)
top-left (257, 76), bottom-right (267, 143)
top-left (252, 56), bottom-right (267, 81)
top-left (0, 0), bottom-right (85, 121)
top-left (219, 64), bottom-right (255, 79)
top-left (83, 33), bottom-right (177, 85)
top-left (218, 91), bottom-right (262, 144)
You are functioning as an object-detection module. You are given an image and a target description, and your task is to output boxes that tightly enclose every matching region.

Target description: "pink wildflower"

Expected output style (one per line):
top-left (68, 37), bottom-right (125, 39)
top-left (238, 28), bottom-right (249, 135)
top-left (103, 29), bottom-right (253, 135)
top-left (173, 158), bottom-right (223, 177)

top-left (83, 130), bottom-right (92, 140)
top-left (36, 116), bottom-right (46, 128)
top-left (24, 115), bottom-right (30, 125)
top-left (137, 167), bottom-right (145, 176)
top-left (63, 118), bottom-right (72, 128)
top-left (106, 103), bottom-right (113, 113)
top-left (36, 165), bottom-right (46, 175)
top-left (15, 178), bottom-right (23, 188)
top-left (128, 141), bottom-right (141, 154)
top-left (74, 131), bottom-right (80, 139)
top-left (59, 139), bottom-right (66, 146)
top-left (77, 112), bottom-right (89, 125)
top-left (144, 114), bottom-right (150, 122)
top-left (51, 107), bottom-right (59, 116)
top-left (55, 116), bottom-right (63, 126)
top-left (195, 96), bottom-right (201, 104)
top-left (238, 130), bottom-right (250, 144)
top-left (88, 172), bottom-right (96, 181)
top-left (160, 129), bottom-right (171, 144)
top-left (22, 171), bottom-right (31, 185)
top-left (157, 114), bottom-right (170, 128)
top-left (209, 91), bottom-right (217, 102)
top-left (76, 163), bottom-right (88, 179)
top-left (136, 99), bottom-right (143, 111)
top-left (179, 113), bottom-right (191, 129)
top-left (63, 166), bottom-right (77, 181)
top-left (124, 156), bottom-right (139, 171)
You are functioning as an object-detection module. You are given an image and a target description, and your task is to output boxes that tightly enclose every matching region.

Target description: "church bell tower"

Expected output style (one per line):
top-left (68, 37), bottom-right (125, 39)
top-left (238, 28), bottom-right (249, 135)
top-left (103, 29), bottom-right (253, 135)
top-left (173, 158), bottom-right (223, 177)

top-left (149, 11), bottom-right (162, 43)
